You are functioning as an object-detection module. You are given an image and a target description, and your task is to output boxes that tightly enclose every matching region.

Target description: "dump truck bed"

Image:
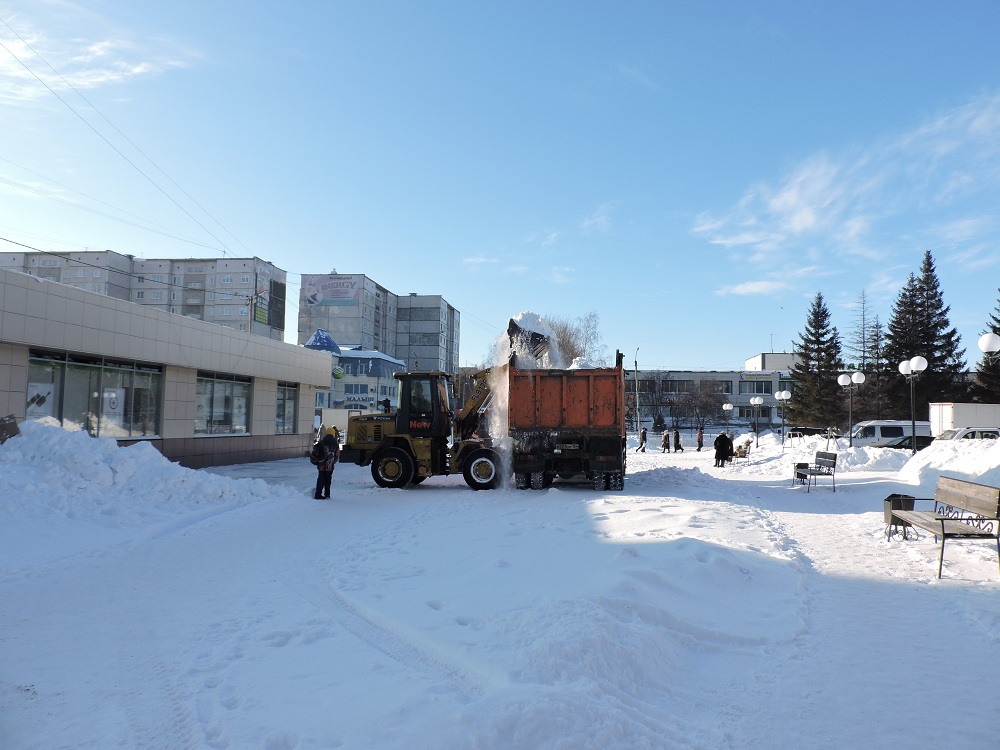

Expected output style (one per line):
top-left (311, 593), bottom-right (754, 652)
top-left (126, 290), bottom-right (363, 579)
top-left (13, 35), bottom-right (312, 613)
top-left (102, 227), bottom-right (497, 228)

top-left (508, 366), bottom-right (625, 433)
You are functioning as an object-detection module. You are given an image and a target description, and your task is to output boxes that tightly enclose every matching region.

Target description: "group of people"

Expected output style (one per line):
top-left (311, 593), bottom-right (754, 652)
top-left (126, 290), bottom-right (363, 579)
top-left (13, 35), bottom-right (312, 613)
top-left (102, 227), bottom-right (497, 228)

top-left (635, 426), bottom-right (735, 467)
top-left (659, 429), bottom-right (686, 453)
top-left (636, 427), bottom-right (707, 454)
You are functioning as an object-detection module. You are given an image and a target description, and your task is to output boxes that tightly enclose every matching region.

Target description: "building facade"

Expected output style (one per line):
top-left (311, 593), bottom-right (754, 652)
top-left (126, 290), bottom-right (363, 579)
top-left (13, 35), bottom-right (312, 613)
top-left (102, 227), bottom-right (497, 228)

top-left (298, 272), bottom-right (459, 375)
top-left (1, 268), bottom-right (328, 468)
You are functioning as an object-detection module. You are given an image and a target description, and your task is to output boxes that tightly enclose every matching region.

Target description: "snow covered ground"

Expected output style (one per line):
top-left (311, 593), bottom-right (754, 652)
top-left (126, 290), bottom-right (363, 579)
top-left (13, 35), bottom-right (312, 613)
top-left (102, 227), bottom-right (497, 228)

top-left (3, 420), bottom-right (1000, 749)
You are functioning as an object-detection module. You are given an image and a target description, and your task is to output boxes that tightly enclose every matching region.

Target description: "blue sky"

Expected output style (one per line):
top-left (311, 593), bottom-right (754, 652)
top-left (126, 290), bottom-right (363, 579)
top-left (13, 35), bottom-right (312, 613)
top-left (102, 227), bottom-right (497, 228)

top-left (3, 1), bottom-right (1000, 370)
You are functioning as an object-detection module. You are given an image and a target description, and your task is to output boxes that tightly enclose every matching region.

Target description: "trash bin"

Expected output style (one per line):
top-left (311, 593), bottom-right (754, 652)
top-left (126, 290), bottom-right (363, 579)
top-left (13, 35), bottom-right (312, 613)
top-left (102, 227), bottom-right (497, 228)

top-left (794, 462), bottom-right (809, 484)
top-left (884, 493), bottom-right (915, 538)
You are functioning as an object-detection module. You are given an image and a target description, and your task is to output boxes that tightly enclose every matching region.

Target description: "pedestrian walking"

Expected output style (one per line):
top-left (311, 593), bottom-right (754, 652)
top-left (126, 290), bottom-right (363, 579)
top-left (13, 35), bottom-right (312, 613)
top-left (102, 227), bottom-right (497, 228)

top-left (673, 429), bottom-right (683, 452)
top-left (697, 428), bottom-right (704, 452)
top-left (660, 430), bottom-right (670, 453)
top-left (636, 427), bottom-right (647, 452)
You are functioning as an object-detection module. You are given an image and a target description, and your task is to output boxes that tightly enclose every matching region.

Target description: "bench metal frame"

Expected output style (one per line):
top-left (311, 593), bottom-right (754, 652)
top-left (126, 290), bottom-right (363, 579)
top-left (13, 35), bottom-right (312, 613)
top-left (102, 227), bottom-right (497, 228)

top-left (890, 476), bottom-right (1000, 578)
top-left (793, 451), bottom-right (837, 493)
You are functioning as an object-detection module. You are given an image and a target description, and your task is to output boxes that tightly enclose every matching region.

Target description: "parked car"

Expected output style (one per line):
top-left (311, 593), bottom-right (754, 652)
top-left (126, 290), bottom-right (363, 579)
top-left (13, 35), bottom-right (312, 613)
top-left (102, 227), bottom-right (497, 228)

top-left (935, 427), bottom-right (1000, 441)
top-left (882, 435), bottom-right (936, 451)
top-left (849, 420), bottom-right (932, 447)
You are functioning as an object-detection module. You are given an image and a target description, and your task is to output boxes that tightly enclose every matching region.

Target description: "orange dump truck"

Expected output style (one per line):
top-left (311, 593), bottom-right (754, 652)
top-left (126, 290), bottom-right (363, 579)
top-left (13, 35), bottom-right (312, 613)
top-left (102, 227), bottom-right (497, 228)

top-left (508, 351), bottom-right (626, 490)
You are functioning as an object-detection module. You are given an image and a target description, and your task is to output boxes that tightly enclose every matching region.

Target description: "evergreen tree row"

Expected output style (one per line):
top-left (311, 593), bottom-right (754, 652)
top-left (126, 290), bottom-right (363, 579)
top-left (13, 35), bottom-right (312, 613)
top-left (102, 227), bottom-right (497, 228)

top-left (786, 249), bottom-right (994, 431)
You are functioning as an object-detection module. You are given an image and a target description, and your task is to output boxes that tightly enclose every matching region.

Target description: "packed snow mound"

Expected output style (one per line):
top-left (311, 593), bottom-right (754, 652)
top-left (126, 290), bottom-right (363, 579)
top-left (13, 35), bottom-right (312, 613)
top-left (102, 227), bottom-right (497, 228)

top-left (0, 420), bottom-right (287, 530)
top-left (896, 437), bottom-right (1000, 491)
top-left (568, 357), bottom-right (597, 369)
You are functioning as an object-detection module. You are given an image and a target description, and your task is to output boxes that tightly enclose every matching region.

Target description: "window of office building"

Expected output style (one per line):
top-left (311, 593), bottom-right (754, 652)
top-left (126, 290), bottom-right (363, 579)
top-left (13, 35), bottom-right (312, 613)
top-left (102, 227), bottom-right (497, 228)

top-left (739, 380), bottom-right (773, 395)
top-left (276, 383), bottom-right (297, 434)
top-left (27, 352), bottom-right (162, 438)
top-left (195, 373), bottom-right (250, 435)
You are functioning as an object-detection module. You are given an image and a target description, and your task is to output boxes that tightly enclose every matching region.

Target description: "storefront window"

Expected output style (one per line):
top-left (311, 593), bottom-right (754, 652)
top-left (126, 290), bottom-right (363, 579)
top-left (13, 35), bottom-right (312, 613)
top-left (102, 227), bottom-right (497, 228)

top-left (195, 373), bottom-right (251, 435)
top-left (276, 383), bottom-right (297, 434)
top-left (27, 352), bottom-right (162, 437)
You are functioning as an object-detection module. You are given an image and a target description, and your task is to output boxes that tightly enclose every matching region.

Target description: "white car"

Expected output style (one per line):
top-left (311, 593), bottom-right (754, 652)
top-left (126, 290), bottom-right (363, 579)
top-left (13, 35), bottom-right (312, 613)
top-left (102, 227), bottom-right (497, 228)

top-left (936, 427), bottom-right (1000, 440)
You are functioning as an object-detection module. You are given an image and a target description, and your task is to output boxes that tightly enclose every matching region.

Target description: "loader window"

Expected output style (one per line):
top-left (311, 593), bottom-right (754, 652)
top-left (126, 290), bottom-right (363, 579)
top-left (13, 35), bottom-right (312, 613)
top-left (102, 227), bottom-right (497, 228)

top-left (409, 379), bottom-right (432, 413)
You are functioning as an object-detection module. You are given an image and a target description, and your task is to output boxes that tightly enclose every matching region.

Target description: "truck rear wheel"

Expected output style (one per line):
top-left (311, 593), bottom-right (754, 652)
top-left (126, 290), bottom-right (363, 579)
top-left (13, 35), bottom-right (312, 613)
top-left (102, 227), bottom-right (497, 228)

top-left (463, 449), bottom-right (501, 490)
top-left (372, 447), bottom-right (415, 488)
top-left (514, 472), bottom-right (529, 490)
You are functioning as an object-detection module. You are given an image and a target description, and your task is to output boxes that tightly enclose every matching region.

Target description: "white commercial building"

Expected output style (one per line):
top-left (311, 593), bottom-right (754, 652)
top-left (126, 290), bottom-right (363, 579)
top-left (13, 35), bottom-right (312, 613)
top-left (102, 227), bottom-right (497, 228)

top-left (1, 268), bottom-right (329, 468)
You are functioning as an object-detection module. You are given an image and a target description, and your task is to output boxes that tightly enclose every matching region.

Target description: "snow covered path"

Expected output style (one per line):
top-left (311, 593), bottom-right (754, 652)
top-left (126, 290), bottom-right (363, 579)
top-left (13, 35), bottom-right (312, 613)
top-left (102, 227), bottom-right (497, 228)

top-left (4, 424), bottom-right (1000, 749)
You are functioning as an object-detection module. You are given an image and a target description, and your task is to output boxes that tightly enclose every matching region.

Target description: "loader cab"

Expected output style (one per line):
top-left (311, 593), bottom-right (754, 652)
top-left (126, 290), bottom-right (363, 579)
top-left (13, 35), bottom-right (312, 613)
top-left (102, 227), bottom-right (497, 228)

top-left (396, 372), bottom-right (452, 439)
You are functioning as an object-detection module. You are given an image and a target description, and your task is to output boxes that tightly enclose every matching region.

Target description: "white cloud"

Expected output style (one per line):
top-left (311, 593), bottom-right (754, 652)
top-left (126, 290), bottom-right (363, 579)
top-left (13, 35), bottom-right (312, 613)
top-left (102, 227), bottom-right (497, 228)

top-left (581, 203), bottom-right (613, 235)
top-left (692, 91), bottom-right (1000, 270)
top-left (714, 280), bottom-right (789, 296)
top-left (550, 266), bottom-right (574, 284)
top-left (462, 257), bottom-right (500, 265)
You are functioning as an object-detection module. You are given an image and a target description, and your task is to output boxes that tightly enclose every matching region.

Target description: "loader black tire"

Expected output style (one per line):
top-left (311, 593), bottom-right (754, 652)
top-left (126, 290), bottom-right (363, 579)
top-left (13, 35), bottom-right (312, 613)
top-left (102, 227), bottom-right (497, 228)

top-left (372, 447), bottom-right (415, 488)
top-left (463, 449), bottom-right (502, 490)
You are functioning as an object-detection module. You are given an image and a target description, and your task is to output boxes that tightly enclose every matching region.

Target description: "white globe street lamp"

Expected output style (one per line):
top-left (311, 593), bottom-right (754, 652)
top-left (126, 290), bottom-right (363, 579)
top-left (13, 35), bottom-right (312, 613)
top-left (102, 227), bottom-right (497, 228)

top-left (898, 356), bottom-right (928, 455)
top-left (722, 402), bottom-right (733, 433)
top-left (837, 371), bottom-right (866, 447)
top-left (979, 332), bottom-right (1000, 364)
top-left (774, 390), bottom-right (791, 449)
top-left (749, 396), bottom-right (764, 448)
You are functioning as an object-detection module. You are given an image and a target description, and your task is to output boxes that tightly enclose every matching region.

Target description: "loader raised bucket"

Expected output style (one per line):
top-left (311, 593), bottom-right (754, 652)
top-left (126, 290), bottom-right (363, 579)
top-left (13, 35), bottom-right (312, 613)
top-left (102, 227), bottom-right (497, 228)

top-left (507, 318), bottom-right (549, 359)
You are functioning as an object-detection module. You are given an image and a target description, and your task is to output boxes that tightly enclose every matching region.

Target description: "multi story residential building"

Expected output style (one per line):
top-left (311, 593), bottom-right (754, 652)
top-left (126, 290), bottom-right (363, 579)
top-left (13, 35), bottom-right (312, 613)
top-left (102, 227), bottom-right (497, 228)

top-left (298, 272), bottom-right (459, 375)
top-left (0, 251), bottom-right (286, 340)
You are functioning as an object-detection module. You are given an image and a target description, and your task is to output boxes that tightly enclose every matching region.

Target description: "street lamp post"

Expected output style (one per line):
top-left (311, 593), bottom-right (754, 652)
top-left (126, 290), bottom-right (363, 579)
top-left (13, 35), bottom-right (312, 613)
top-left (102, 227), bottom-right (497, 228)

top-left (774, 390), bottom-right (791, 449)
top-left (750, 396), bottom-right (763, 448)
top-left (722, 402), bottom-right (733, 434)
top-left (898, 356), bottom-right (928, 455)
top-left (634, 348), bottom-right (640, 433)
top-left (836, 371), bottom-right (866, 447)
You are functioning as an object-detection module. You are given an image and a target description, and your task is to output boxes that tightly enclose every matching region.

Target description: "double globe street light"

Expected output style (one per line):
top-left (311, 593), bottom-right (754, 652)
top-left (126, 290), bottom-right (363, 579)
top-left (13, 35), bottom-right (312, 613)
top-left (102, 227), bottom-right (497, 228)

top-left (837, 371), bottom-right (866, 447)
top-left (749, 396), bottom-right (764, 448)
top-left (774, 390), bottom-right (791, 449)
top-left (898, 355), bottom-right (928, 455)
top-left (722, 402), bottom-right (733, 434)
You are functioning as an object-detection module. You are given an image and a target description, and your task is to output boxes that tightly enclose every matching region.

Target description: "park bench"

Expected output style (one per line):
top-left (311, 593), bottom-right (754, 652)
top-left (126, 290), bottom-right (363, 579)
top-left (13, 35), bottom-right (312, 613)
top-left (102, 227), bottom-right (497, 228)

top-left (733, 441), bottom-right (751, 464)
top-left (887, 476), bottom-right (1000, 579)
top-left (792, 451), bottom-right (837, 493)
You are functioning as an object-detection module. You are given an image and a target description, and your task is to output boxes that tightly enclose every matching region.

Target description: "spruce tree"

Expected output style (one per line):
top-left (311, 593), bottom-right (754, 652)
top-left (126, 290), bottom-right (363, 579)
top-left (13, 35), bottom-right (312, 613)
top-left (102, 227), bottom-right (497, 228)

top-left (971, 289), bottom-right (1000, 402)
top-left (885, 251), bottom-right (967, 418)
top-left (786, 292), bottom-right (846, 429)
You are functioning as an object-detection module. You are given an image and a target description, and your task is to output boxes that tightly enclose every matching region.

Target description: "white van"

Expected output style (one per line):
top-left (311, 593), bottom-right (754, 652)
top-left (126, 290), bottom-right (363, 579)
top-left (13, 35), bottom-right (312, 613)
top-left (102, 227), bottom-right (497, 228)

top-left (850, 420), bottom-right (932, 447)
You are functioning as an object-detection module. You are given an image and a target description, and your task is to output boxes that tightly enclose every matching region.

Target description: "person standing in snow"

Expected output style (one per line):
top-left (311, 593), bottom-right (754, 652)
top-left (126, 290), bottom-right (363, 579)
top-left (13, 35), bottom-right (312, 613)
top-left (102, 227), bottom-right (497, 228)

top-left (673, 429), bottom-right (683, 452)
top-left (697, 428), bottom-right (704, 451)
top-left (636, 427), bottom-right (647, 452)
top-left (660, 430), bottom-right (670, 453)
top-left (314, 427), bottom-right (341, 499)
top-left (714, 431), bottom-right (731, 467)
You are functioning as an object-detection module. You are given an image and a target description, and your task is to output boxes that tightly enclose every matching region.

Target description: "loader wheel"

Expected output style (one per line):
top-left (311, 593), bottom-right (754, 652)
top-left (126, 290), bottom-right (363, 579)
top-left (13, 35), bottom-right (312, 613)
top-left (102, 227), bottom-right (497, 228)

top-left (463, 449), bottom-right (502, 490)
top-left (372, 447), bottom-right (415, 488)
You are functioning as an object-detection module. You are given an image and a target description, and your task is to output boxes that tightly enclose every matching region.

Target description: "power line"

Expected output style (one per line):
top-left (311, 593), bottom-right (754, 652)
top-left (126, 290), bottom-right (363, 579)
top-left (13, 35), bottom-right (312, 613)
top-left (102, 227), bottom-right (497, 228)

top-left (0, 17), bottom-right (249, 258)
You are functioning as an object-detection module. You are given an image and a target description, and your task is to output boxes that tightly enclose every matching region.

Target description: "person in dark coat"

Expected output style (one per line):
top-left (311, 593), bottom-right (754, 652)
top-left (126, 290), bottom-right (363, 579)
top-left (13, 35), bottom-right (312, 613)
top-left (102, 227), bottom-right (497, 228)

top-left (713, 431), bottom-right (732, 467)
top-left (697, 428), bottom-right (704, 452)
top-left (636, 427), bottom-right (647, 452)
top-left (314, 427), bottom-right (341, 499)
top-left (660, 430), bottom-right (670, 453)
top-left (673, 429), bottom-right (683, 452)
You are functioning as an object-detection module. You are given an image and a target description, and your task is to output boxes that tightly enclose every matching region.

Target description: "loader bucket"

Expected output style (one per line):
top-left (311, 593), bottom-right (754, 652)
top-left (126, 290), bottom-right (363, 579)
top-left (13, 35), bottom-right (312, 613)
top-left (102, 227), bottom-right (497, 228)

top-left (507, 318), bottom-right (549, 359)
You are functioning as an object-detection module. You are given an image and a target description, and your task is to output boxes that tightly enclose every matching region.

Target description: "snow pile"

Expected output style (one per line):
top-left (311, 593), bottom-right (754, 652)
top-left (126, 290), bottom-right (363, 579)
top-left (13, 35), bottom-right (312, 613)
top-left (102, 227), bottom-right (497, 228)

top-left (567, 356), bottom-right (597, 369)
top-left (5, 419), bottom-right (1000, 749)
